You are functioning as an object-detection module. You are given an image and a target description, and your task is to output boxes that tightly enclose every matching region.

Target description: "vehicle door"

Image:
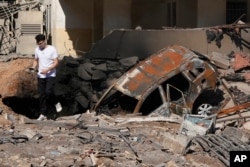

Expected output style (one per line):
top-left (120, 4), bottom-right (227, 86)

top-left (166, 84), bottom-right (190, 115)
top-left (138, 85), bottom-right (171, 116)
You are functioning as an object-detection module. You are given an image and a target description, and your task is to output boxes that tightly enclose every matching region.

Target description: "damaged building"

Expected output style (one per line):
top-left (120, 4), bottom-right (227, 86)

top-left (1, 0), bottom-right (250, 166)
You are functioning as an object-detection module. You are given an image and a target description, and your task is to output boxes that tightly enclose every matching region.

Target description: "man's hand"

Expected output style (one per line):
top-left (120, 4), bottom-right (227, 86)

top-left (28, 67), bottom-right (37, 73)
top-left (40, 68), bottom-right (50, 74)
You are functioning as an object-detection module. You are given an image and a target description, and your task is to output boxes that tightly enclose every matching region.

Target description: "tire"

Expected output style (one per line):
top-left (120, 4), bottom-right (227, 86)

top-left (192, 89), bottom-right (224, 116)
top-left (196, 103), bottom-right (215, 116)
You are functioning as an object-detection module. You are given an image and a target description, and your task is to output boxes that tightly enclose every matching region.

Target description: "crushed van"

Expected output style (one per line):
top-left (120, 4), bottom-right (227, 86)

top-left (91, 45), bottom-right (224, 116)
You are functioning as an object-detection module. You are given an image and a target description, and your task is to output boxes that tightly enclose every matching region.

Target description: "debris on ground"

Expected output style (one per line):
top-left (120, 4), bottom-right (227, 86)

top-left (0, 39), bottom-right (250, 166)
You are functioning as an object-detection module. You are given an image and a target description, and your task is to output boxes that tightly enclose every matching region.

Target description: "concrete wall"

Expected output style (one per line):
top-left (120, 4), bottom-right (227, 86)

top-left (103, 0), bottom-right (131, 35)
top-left (51, 0), bottom-right (250, 57)
top-left (53, 0), bottom-right (93, 56)
top-left (53, 0), bottom-right (132, 56)
top-left (87, 28), bottom-right (250, 60)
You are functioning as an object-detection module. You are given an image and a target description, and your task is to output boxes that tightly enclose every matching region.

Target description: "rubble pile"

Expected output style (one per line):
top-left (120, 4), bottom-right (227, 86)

top-left (208, 51), bottom-right (250, 104)
top-left (0, 111), bottom-right (228, 167)
top-left (183, 132), bottom-right (250, 166)
top-left (54, 55), bottom-right (139, 115)
top-left (0, 43), bottom-right (250, 167)
top-left (53, 45), bottom-right (250, 118)
top-left (217, 52), bottom-right (250, 82)
top-left (228, 86), bottom-right (250, 104)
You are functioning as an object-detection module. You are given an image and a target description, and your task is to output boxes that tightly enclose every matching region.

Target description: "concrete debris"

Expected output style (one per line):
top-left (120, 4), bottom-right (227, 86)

top-left (115, 116), bottom-right (181, 125)
top-left (233, 53), bottom-right (250, 71)
top-left (221, 52), bottom-right (250, 84)
top-left (183, 133), bottom-right (250, 166)
top-left (0, 108), bottom-right (237, 166)
top-left (207, 52), bottom-right (230, 69)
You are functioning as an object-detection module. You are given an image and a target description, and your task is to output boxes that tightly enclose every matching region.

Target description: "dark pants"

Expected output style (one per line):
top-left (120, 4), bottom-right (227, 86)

top-left (38, 77), bottom-right (56, 116)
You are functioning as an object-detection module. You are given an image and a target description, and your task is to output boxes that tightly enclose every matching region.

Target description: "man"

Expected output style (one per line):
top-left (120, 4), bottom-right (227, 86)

top-left (31, 34), bottom-right (61, 120)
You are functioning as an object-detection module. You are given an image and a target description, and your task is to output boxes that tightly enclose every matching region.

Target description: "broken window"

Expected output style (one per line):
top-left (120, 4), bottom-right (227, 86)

top-left (96, 89), bottom-right (138, 115)
top-left (188, 66), bottom-right (205, 78)
top-left (139, 72), bottom-right (190, 115)
top-left (139, 87), bottom-right (163, 115)
top-left (162, 72), bottom-right (190, 94)
top-left (167, 84), bottom-right (190, 115)
top-left (168, 84), bottom-right (184, 103)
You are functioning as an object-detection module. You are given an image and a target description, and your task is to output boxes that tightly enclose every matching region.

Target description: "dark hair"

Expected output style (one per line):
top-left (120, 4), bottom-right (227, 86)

top-left (35, 34), bottom-right (46, 43)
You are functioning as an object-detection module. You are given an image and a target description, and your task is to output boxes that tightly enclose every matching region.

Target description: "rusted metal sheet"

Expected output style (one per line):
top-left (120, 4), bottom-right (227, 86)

top-left (114, 45), bottom-right (196, 99)
top-left (218, 102), bottom-right (250, 116)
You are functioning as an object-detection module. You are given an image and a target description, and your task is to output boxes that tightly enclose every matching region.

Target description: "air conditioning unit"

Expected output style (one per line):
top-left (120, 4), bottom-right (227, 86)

top-left (16, 11), bottom-right (43, 55)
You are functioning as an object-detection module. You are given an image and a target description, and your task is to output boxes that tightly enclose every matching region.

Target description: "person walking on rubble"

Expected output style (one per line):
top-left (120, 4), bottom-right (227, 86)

top-left (30, 34), bottom-right (62, 121)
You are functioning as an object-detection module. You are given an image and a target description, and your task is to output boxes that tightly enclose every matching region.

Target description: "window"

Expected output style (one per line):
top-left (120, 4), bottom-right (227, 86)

top-left (226, 1), bottom-right (247, 24)
top-left (167, 1), bottom-right (176, 27)
top-left (161, 73), bottom-right (190, 94)
top-left (140, 88), bottom-right (163, 115)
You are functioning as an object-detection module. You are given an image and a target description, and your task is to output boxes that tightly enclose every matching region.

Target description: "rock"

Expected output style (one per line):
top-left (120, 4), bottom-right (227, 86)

top-left (221, 126), bottom-right (243, 139)
top-left (94, 63), bottom-right (107, 71)
top-left (0, 114), bottom-right (12, 128)
top-left (92, 70), bottom-right (107, 80)
top-left (140, 150), bottom-right (171, 165)
top-left (243, 121), bottom-right (250, 130)
top-left (83, 62), bottom-right (96, 74)
top-left (63, 56), bottom-right (79, 67)
top-left (78, 66), bottom-right (92, 80)
top-left (119, 56), bottom-right (138, 67)
top-left (75, 95), bottom-right (89, 109)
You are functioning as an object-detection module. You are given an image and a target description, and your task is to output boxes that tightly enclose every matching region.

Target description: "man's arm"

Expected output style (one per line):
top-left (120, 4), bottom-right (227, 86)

top-left (41, 58), bottom-right (59, 74)
top-left (31, 58), bottom-right (38, 70)
top-left (48, 58), bottom-right (59, 71)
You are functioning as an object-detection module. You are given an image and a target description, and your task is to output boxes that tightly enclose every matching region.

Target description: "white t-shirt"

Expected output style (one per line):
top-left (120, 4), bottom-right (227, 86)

top-left (35, 45), bottom-right (58, 78)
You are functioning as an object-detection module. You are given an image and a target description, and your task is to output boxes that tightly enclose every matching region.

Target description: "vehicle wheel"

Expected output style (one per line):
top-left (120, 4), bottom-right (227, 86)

top-left (196, 103), bottom-right (215, 116)
top-left (192, 89), bottom-right (224, 116)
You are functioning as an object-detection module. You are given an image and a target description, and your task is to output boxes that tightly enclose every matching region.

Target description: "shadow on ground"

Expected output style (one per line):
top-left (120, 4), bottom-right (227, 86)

top-left (2, 96), bottom-right (84, 120)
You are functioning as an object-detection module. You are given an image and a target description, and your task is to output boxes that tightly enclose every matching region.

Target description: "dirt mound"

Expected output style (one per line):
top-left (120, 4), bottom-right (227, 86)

top-left (0, 58), bottom-right (35, 97)
top-left (0, 58), bottom-right (35, 124)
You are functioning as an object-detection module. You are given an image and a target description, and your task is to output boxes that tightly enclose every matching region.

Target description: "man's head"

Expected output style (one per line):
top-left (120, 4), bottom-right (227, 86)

top-left (35, 34), bottom-right (47, 50)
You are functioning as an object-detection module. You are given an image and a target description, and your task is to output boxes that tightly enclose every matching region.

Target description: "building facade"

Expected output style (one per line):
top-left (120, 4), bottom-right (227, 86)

top-left (0, 0), bottom-right (249, 56)
top-left (51, 0), bottom-right (250, 56)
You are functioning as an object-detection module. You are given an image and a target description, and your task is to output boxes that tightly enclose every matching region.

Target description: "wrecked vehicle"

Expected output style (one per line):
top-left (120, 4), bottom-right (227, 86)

top-left (91, 45), bottom-right (224, 116)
